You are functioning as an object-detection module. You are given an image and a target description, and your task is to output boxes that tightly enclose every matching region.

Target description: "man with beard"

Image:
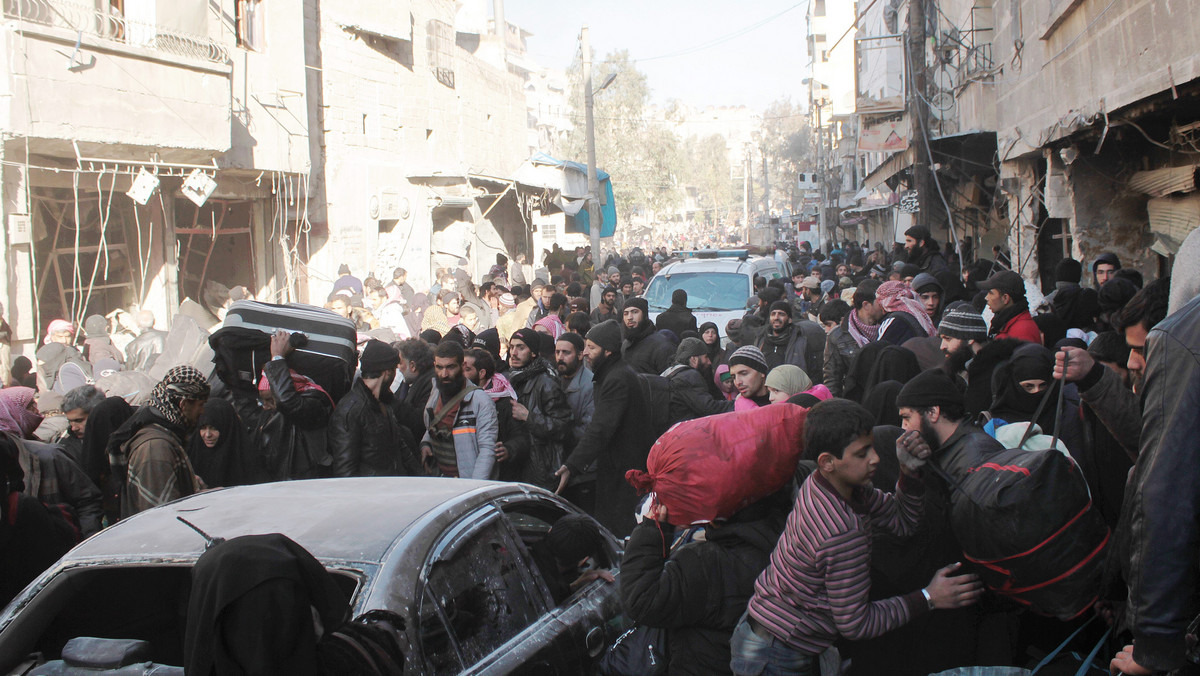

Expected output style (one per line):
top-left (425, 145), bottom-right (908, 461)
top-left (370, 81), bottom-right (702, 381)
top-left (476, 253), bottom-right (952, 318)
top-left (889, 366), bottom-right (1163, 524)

top-left (937, 305), bottom-right (989, 378)
top-left (621, 297), bottom-right (675, 375)
top-left (501, 329), bottom-right (573, 490)
top-left (555, 320), bottom-right (654, 537)
top-left (420, 341), bottom-right (499, 479)
top-left (555, 333), bottom-right (595, 511)
top-left (329, 340), bottom-right (419, 478)
top-left (662, 337), bottom-right (734, 424)
top-left (903, 226), bottom-right (949, 274)
top-left (395, 338), bottom-right (435, 441)
top-left (591, 286), bottom-right (619, 325)
top-left (114, 365), bottom-right (210, 518)
top-left (754, 300), bottom-right (826, 384)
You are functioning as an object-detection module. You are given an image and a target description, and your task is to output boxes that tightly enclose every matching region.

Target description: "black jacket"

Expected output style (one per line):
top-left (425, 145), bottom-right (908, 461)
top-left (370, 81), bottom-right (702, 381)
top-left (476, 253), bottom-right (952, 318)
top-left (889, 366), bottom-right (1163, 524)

top-left (239, 359), bottom-right (336, 482)
top-left (328, 379), bottom-right (419, 478)
top-left (1117, 295), bottom-right (1200, 672)
top-left (396, 369), bottom-right (434, 443)
top-left (655, 303), bottom-right (698, 339)
top-left (620, 495), bottom-right (788, 676)
top-left (124, 329), bottom-right (167, 372)
top-left (505, 360), bottom-right (573, 490)
top-left (623, 323), bottom-right (676, 375)
top-left (754, 319), bottom-right (826, 384)
top-left (564, 355), bottom-right (655, 537)
top-left (822, 321), bottom-right (862, 398)
top-left (663, 365), bottom-right (733, 424)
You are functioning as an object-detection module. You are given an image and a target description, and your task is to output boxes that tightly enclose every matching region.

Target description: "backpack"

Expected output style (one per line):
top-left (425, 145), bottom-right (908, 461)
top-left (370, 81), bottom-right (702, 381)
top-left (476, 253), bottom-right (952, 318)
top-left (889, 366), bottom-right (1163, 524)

top-left (636, 373), bottom-right (674, 439)
top-left (931, 382), bottom-right (1109, 620)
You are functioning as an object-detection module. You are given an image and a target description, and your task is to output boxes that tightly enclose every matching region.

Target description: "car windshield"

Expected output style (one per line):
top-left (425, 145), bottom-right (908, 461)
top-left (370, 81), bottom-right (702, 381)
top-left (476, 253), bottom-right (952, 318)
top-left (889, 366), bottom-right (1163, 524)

top-left (644, 272), bottom-right (750, 312)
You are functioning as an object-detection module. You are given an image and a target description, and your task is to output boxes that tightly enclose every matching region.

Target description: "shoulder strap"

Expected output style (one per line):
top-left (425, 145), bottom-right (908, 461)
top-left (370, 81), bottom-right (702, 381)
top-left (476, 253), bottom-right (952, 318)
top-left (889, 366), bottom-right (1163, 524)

top-left (432, 387), bottom-right (471, 422)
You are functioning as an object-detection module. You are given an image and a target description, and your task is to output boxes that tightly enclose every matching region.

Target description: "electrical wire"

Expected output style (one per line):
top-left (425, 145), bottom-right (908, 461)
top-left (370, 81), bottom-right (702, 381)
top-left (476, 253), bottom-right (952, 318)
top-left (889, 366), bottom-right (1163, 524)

top-left (633, 1), bottom-right (807, 63)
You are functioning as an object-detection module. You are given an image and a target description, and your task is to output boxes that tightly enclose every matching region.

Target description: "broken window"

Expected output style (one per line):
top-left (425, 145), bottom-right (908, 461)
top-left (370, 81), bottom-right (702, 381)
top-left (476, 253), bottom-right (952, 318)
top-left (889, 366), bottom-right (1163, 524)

top-left (236, 0), bottom-right (265, 52)
top-left (417, 516), bottom-right (541, 674)
top-left (427, 19), bottom-right (455, 88)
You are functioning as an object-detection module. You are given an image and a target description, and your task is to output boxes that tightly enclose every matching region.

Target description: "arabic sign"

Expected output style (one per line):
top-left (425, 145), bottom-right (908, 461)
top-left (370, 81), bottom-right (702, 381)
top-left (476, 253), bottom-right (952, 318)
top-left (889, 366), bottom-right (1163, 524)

top-left (859, 118), bottom-right (909, 153)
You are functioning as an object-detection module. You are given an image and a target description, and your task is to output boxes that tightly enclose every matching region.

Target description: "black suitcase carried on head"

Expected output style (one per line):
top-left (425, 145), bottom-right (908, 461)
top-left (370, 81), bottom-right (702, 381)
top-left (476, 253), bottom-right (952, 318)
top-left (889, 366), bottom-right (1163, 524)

top-left (209, 301), bottom-right (359, 402)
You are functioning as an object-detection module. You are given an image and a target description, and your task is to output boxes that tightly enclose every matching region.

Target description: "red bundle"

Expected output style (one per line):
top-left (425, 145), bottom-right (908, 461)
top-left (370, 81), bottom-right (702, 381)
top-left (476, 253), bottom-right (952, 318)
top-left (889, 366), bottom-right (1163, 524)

top-left (626, 405), bottom-right (806, 526)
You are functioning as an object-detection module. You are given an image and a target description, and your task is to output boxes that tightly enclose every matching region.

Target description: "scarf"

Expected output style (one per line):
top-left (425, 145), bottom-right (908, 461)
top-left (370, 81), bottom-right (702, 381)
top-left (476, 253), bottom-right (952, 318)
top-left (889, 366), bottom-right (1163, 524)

top-left (259, 367), bottom-right (334, 407)
top-left (506, 357), bottom-right (556, 390)
top-left (0, 387), bottom-right (43, 438)
top-left (148, 365), bottom-right (211, 429)
top-left (482, 374), bottom-right (518, 401)
top-left (847, 309), bottom-right (879, 347)
top-left (990, 303), bottom-right (1027, 337)
top-left (877, 281), bottom-right (937, 337)
top-left (43, 319), bottom-right (73, 345)
top-left (533, 314), bottom-right (565, 339)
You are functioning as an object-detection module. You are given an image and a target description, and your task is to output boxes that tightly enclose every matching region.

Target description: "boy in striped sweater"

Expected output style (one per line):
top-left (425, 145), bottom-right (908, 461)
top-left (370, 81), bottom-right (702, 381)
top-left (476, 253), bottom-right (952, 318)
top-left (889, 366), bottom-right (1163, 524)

top-left (730, 398), bottom-right (983, 676)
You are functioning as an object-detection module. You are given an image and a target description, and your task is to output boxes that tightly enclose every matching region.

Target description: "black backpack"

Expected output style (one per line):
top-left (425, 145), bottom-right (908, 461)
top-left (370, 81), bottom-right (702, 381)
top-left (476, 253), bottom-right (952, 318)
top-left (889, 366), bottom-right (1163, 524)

top-left (636, 373), bottom-right (674, 439)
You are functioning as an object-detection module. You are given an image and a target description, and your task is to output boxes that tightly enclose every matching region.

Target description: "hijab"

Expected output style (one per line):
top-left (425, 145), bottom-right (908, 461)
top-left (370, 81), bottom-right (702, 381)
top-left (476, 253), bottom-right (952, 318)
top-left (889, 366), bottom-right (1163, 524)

top-left (187, 398), bottom-right (247, 488)
top-left (990, 343), bottom-right (1058, 431)
top-left (80, 396), bottom-right (134, 493)
top-left (184, 534), bottom-right (349, 676)
top-left (862, 380), bottom-right (903, 427)
top-left (0, 387), bottom-right (43, 439)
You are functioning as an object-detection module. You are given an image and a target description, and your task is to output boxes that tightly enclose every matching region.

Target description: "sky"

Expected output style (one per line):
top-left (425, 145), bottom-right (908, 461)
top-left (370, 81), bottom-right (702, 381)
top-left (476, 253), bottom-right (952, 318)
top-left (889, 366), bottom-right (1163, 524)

top-left (504, 0), bottom-right (812, 112)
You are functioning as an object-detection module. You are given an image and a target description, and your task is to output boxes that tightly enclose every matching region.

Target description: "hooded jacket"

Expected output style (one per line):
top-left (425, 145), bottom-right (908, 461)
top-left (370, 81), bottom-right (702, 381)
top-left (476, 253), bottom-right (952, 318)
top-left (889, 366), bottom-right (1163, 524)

top-left (504, 358), bottom-right (573, 490)
top-left (329, 378), bottom-right (420, 478)
top-left (621, 495), bottom-right (789, 676)
top-left (421, 383), bottom-right (500, 480)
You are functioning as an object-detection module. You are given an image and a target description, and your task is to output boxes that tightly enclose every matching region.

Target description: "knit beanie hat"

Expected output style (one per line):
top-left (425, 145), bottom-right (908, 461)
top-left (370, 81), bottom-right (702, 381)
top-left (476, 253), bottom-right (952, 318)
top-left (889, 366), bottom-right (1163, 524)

top-left (556, 331), bottom-right (585, 352)
top-left (895, 369), bottom-right (965, 410)
top-left (499, 292), bottom-right (516, 308)
top-left (360, 339), bottom-right (399, 373)
top-left (510, 328), bottom-right (543, 356)
top-left (768, 300), bottom-right (792, 317)
top-left (625, 297), bottom-right (649, 316)
top-left (586, 319), bottom-right (622, 355)
top-left (765, 364), bottom-right (812, 397)
top-left (675, 337), bottom-right (708, 365)
top-left (83, 314), bottom-right (108, 338)
top-left (728, 345), bottom-right (769, 375)
top-left (938, 307), bottom-right (989, 341)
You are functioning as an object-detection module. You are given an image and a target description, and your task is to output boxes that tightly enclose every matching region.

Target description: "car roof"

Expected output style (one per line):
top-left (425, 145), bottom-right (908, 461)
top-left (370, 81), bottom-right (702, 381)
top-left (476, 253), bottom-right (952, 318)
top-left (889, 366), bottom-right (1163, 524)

top-left (68, 478), bottom-right (502, 564)
top-left (653, 256), bottom-right (776, 276)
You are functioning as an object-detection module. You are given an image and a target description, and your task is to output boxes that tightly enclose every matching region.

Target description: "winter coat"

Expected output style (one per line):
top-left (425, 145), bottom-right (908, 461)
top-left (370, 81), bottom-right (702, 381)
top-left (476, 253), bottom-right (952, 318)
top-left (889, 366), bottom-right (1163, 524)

top-left (620, 495), bottom-right (788, 676)
top-left (505, 360), bottom-right (573, 490)
top-left (395, 370), bottom-right (434, 443)
top-left (663, 365), bottom-right (733, 424)
top-left (241, 359), bottom-right (335, 482)
top-left (12, 435), bottom-right (103, 537)
top-left (328, 379), bottom-right (419, 478)
top-left (120, 424), bottom-right (202, 519)
top-left (1077, 361), bottom-right (1140, 455)
top-left (124, 329), bottom-right (168, 372)
top-left (992, 308), bottom-right (1042, 344)
top-left (655, 303), bottom-right (698, 339)
top-left (1115, 295), bottom-right (1200, 672)
top-left (623, 324), bottom-right (676, 375)
top-left (84, 337), bottom-right (124, 366)
top-left (822, 321), bottom-right (862, 398)
top-left (421, 385), bottom-right (500, 480)
top-left (561, 366), bottom-right (594, 454)
top-left (564, 355), bottom-right (655, 537)
top-left (754, 319), bottom-right (826, 384)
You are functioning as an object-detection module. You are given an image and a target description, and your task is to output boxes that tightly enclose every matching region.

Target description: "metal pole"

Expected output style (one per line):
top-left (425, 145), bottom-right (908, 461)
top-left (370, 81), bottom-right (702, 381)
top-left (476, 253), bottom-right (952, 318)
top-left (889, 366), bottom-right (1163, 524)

top-left (743, 149), bottom-right (750, 244)
top-left (906, 0), bottom-right (931, 230)
top-left (582, 26), bottom-right (603, 261)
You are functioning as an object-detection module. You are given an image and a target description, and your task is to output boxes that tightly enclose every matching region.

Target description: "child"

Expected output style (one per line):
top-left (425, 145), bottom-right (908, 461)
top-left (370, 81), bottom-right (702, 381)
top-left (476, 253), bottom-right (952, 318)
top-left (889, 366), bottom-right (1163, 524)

top-left (729, 398), bottom-right (982, 676)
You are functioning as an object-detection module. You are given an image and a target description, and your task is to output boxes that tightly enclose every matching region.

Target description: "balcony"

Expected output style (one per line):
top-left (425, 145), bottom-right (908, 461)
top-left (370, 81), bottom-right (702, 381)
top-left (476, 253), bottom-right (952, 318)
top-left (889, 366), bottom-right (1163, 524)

top-left (3, 0), bottom-right (228, 65)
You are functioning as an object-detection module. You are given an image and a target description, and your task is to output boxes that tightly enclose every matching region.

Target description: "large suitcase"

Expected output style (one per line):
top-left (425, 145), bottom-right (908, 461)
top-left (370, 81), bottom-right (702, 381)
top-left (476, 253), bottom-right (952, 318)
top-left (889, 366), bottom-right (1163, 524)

top-left (209, 301), bottom-right (358, 402)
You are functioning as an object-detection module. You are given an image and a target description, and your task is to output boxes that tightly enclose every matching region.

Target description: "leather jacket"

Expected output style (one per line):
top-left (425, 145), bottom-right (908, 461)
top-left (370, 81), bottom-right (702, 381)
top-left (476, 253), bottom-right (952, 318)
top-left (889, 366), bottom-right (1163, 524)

top-left (505, 360), bottom-right (572, 490)
top-left (328, 378), bottom-right (419, 478)
top-left (823, 320), bottom-right (861, 398)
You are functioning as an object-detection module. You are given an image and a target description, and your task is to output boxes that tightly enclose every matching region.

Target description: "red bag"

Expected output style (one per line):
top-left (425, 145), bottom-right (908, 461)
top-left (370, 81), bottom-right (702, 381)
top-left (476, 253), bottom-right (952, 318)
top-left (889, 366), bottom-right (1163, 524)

top-left (626, 404), bottom-right (806, 526)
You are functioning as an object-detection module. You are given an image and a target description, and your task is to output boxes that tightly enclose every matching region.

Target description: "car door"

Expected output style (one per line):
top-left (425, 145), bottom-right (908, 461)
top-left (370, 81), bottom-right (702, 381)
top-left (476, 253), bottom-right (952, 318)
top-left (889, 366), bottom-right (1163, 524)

top-left (412, 504), bottom-right (568, 676)
top-left (492, 497), bottom-right (625, 674)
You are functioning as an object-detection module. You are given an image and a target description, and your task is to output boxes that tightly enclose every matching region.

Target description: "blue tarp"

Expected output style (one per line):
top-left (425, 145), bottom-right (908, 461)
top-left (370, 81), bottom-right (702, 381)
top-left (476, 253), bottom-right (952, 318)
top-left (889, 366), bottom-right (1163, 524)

top-left (527, 152), bottom-right (617, 238)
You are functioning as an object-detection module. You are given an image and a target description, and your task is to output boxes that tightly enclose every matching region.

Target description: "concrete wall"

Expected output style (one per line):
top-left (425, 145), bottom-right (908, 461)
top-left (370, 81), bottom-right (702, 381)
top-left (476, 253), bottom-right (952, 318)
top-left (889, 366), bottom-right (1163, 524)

top-left (309, 0), bottom-right (529, 298)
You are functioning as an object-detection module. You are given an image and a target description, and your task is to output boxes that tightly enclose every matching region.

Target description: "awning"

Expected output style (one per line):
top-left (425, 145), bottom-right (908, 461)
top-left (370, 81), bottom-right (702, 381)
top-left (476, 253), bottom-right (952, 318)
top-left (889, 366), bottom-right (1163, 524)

top-left (863, 148), bottom-right (914, 190)
top-left (513, 152), bottom-right (617, 237)
top-left (1147, 193), bottom-right (1200, 256)
top-left (333, 0), bottom-right (413, 41)
top-left (427, 190), bottom-right (474, 211)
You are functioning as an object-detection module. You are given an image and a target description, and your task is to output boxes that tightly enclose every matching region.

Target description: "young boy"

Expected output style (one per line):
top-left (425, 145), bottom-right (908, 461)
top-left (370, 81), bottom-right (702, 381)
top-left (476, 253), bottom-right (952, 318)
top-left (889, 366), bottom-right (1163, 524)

top-left (729, 399), bottom-right (983, 676)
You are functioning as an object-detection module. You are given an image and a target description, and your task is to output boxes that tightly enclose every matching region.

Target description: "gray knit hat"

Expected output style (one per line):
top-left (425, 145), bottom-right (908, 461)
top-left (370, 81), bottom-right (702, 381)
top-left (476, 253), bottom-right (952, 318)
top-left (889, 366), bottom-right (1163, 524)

top-left (586, 319), bottom-right (623, 355)
top-left (728, 345), bottom-right (769, 374)
top-left (675, 337), bottom-right (708, 365)
top-left (937, 307), bottom-right (988, 341)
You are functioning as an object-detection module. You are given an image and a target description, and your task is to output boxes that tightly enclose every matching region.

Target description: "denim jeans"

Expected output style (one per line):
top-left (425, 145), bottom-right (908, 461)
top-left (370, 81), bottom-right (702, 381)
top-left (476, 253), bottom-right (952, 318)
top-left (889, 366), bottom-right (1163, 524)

top-left (729, 615), bottom-right (819, 676)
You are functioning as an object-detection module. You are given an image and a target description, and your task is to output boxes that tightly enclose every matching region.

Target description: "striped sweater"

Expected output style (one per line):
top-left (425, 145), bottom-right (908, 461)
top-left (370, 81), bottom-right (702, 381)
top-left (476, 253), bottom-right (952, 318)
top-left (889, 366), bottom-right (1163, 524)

top-left (746, 471), bottom-right (928, 653)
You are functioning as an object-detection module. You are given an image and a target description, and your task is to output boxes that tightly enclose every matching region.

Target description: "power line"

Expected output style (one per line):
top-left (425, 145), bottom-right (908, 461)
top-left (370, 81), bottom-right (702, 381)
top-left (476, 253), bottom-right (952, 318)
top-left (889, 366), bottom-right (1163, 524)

top-left (633, 1), bottom-right (806, 63)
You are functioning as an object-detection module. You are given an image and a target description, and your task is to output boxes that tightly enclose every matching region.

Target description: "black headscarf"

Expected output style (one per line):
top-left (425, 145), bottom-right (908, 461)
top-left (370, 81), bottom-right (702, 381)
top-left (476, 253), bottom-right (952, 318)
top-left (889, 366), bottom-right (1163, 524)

top-left (862, 380), bottom-right (904, 427)
top-left (990, 343), bottom-right (1058, 431)
top-left (187, 398), bottom-right (247, 488)
top-left (80, 396), bottom-right (134, 521)
top-left (846, 344), bottom-right (920, 403)
top-left (1051, 286), bottom-right (1100, 331)
top-left (184, 533), bottom-right (349, 676)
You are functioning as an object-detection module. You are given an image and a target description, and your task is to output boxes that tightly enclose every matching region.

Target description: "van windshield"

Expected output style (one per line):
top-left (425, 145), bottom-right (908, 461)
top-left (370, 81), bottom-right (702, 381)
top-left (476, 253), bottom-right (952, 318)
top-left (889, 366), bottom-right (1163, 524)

top-left (644, 273), bottom-right (751, 312)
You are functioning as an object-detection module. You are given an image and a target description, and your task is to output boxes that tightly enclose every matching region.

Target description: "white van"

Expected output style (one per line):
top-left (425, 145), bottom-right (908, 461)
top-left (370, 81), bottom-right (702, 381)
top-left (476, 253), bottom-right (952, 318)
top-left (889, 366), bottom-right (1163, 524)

top-left (644, 250), bottom-right (786, 340)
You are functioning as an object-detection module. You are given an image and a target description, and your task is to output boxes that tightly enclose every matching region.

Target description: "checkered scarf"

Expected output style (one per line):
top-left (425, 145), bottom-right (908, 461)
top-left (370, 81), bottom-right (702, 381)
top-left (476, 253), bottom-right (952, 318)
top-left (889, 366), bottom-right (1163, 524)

top-left (148, 365), bottom-right (210, 429)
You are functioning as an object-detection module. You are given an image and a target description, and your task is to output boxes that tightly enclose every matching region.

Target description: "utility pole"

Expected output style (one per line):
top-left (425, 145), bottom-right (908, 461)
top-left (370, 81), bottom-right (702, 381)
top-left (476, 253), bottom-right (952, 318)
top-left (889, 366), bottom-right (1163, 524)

top-left (906, 0), bottom-right (932, 230)
top-left (581, 26), bottom-right (603, 263)
top-left (815, 103), bottom-right (826, 246)
top-left (742, 149), bottom-right (750, 244)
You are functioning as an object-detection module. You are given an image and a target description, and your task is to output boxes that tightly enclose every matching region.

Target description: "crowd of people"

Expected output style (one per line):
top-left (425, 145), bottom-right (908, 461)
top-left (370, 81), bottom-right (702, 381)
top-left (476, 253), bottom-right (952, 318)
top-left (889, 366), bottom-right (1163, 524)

top-left (0, 223), bottom-right (1196, 675)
